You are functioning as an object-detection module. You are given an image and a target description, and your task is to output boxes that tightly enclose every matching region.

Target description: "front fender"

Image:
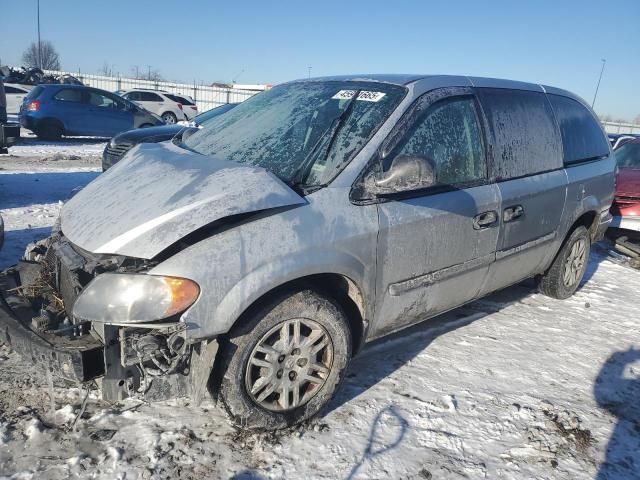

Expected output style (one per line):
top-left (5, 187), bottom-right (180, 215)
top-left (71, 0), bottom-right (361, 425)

top-left (149, 187), bottom-right (379, 339)
top-left (203, 249), bottom-right (368, 338)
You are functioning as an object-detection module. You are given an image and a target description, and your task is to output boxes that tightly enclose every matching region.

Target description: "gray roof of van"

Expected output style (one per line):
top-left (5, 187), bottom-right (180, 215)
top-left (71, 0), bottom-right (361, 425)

top-left (294, 74), bottom-right (587, 107)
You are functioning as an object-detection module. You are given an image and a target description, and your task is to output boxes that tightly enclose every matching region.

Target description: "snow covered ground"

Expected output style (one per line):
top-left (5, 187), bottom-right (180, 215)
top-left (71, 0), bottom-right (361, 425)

top-left (0, 141), bottom-right (638, 479)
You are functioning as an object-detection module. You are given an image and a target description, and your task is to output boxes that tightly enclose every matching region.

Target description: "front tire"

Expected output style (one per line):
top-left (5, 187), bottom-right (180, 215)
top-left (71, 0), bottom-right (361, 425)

top-left (538, 225), bottom-right (590, 299)
top-left (217, 290), bottom-right (352, 430)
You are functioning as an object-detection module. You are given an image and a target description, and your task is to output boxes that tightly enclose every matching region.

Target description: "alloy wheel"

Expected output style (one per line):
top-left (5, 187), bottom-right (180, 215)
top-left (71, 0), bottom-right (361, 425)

top-left (245, 318), bottom-right (334, 412)
top-left (563, 238), bottom-right (587, 287)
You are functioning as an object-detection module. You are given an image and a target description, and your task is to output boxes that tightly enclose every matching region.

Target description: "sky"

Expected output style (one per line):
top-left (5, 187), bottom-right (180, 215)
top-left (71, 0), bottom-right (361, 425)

top-left (1, 0), bottom-right (639, 120)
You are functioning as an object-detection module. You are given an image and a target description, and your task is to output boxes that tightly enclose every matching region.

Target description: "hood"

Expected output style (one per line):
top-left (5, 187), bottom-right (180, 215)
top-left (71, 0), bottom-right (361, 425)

top-left (616, 168), bottom-right (640, 198)
top-left (61, 142), bottom-right (305, 259)
top-left (114, 124), bottom-right (184, 144)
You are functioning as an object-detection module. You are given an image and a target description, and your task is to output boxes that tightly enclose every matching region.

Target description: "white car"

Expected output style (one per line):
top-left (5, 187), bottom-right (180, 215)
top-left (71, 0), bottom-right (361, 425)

top-left (119, 89), bottom-right (186, 124)
top-left (165, 93), bottom-right (199, 120)
top-left (4, 83), bottom-right (33, 115)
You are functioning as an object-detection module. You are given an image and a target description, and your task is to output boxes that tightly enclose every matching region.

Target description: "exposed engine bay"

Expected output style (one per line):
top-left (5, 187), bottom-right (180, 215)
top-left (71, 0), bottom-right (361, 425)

top-left (8, 233), bottom-right (198, 402)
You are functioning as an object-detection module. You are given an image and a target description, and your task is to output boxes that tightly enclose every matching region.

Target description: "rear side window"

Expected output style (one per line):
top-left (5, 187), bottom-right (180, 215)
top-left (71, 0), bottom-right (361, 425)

top-left (53, 89), bottom-right (84, 103)
top-left (394, 96), bottom-right (486, 186)
top-left (139, 92), bottom-right (162, 102)
top-left (548, 94), bottom-right (610, 164)
top-left (477, 88), bottom-right (563, 180)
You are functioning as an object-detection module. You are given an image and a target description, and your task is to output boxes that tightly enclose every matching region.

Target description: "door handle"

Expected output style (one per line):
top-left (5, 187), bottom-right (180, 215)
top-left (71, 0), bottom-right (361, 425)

top-left (503, 205), bottom-right (524, 222)
top-left (473, 210), bottom-right (498, 229)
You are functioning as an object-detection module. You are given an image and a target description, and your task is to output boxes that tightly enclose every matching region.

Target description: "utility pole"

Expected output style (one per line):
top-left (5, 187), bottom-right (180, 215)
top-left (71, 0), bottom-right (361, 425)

top-left (308, 66), bottom-right (312, 79)
top-left (147, 65), bottom-right (152, 81)
top-left (592, 58), bottom-right (606, 108)
top-left (37, 0), bottom-right (42, 69)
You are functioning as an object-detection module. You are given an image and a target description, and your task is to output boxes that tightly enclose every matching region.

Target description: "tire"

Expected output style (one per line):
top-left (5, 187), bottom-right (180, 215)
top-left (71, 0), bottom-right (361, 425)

top-left (537, 225), bottom-right (590, 299)
top-left (217, 289), bottom-right (352, 430)
top-left (36, 121), bottom-right (63, 141)
top-left (161, 112), bottom-right (177, 124)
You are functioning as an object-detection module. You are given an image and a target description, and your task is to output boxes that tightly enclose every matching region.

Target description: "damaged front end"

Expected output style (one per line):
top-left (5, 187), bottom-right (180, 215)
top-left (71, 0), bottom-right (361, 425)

top-left (0, 233), bottom-right (207, 403)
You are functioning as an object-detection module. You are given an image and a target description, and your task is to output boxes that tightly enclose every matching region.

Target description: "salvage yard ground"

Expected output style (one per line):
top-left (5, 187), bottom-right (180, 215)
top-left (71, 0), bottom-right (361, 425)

top-left (0, 137), bottom-right (638, 479)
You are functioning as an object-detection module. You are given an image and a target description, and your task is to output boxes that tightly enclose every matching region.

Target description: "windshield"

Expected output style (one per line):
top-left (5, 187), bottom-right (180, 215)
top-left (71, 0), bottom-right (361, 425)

top-left (615, 142), bottom-right (640, 168)
top-left (183, 81), bottom-right (405, 186)
top-left (194, 103), bottom-right (237, 125)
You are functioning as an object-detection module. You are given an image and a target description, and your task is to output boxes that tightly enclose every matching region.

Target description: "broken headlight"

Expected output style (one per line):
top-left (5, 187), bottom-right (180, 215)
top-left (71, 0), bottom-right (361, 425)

top-left (72, 273), bottom-right (199, 324)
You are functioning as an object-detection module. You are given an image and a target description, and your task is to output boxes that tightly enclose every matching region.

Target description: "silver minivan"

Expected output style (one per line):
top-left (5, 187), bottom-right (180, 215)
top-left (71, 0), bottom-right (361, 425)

top-left (0, 75), bottom-right (615, 429)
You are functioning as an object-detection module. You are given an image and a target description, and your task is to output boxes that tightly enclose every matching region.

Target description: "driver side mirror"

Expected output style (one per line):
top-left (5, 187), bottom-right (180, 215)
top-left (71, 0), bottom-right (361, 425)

top-left (371, 154), bottom-right (436, 196)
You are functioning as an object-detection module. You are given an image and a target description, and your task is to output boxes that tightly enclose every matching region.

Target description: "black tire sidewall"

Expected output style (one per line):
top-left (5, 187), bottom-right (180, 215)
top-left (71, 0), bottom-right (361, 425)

top-left (219, 290), bottom-right (352, 430)
top-left (162, 112), bottom-right (177, 124)
top-left (553, 226), bottom-right (591, 298)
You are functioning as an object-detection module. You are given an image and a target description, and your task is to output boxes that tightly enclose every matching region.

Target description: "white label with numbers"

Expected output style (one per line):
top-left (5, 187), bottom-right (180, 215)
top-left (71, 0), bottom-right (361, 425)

top-left (332, 90), bottom-right (386, 102)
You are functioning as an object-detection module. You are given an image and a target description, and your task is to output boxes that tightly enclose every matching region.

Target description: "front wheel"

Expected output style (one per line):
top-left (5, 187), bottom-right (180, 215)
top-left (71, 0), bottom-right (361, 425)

top-left (537, 225), bottom-right (590, 299)
top-left (217, 290), bottom-right (352, 430)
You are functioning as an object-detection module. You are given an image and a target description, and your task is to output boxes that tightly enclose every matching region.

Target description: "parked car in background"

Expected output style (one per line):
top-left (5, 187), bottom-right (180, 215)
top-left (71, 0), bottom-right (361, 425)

top-left (165, 93), bottom-right (199, 120)
top-left (0, 78), bottom-right (20, 154)
top-left (608, 133), bottom-right (638, 150)
top-left (20, 85), bottom-right (164, 140)
top-left (102, 103), bottom-right (238, 170)
top-left (119, 89), bottom-right (186, 124)
top-left (610, 138), bottom-right (640, 231)
top-left (4, 83), bottom-right (33, 114)
top-left (0, 75), bottom-right (615, 430)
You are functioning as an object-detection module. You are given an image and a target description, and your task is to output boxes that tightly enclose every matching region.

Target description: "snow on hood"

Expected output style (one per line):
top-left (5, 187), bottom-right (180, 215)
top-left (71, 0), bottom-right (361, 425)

top-left (61, 142), bottom-right (305, 258)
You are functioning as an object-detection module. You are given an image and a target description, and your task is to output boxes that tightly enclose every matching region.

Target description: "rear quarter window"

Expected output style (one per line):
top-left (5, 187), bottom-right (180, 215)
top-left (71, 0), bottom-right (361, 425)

top-left (477, 88), bottom-right (563, 180)
top-left (548, 94), bottom-right (610, 164)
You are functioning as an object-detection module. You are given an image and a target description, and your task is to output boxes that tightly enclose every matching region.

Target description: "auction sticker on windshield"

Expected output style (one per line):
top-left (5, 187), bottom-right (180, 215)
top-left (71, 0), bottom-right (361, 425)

top-left (332, 90), bottom-right (386, 102)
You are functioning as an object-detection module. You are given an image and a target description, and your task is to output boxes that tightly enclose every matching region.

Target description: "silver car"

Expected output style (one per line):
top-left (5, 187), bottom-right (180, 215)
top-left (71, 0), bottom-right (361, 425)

top-left (0, 75), bottom-right (615, 429)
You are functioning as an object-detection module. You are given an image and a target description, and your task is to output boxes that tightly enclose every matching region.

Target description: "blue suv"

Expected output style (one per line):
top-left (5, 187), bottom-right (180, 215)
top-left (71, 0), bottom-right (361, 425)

top-left (20, 84), bottom-right (164, 140)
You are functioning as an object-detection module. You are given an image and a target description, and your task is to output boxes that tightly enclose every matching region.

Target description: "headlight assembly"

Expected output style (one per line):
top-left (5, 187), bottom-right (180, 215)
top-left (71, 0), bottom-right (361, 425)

top-left (72, 273), bottom-right (199, 324)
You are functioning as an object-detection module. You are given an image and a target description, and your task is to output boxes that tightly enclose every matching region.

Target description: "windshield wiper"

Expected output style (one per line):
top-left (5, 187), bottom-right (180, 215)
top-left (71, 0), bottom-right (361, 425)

top-left (289, 90), bottom-right (361, 190)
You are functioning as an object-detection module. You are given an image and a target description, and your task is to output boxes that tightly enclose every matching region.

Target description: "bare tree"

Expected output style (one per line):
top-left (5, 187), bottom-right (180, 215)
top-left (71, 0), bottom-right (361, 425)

top-left (634, 114), bottom-right (640, 125)
top-left (22, 40), bottom-right (60, 70)
top-left (98, 61), bottom-right (116, 77)
top-left (130, 65), bottom-right (163, 82)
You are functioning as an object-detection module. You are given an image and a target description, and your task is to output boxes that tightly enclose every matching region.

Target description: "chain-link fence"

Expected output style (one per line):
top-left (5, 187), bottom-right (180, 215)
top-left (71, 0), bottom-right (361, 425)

top-left (44, 70), bottom-right (260, 111)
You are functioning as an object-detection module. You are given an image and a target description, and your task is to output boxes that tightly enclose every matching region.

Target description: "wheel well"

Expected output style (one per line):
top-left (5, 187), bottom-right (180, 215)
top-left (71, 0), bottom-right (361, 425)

top-left (38, 117), bottom-right (64, 131)
top-left (572, 210), bottom-right (598, 240)
top-left (229, 274), bottom-right (367, 354)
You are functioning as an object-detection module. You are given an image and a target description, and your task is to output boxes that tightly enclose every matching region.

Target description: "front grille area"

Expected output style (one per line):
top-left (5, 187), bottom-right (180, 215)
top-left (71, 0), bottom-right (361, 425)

top-left (41, 241), bottom-right (90, 314)
top-left (103, 142), bottom-right (134, 167)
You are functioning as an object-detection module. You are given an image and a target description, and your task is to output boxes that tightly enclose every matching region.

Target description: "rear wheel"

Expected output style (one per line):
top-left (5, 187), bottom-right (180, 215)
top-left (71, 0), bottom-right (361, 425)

top-left (36, 121), bottom-right (63, 141)
top-left (217, 290), bottom-right (352, 430)
top-left (537, 226), bottom-right (590, 299)
top-left (161, 112), bottom-right (177, 124)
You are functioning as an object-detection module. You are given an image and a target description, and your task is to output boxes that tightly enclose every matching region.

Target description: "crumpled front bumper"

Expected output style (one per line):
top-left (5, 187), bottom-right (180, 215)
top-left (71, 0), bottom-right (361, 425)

top-left (0, 267), bottom-right (104, 383)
